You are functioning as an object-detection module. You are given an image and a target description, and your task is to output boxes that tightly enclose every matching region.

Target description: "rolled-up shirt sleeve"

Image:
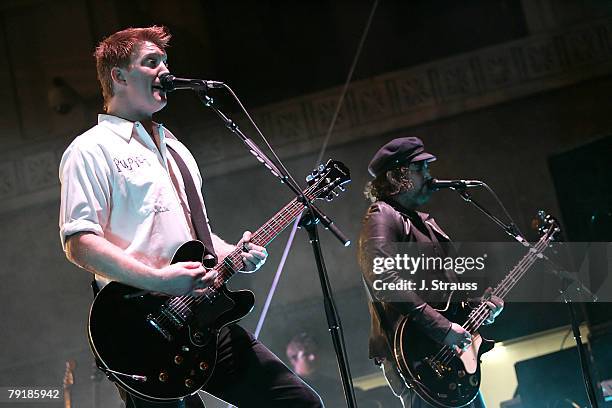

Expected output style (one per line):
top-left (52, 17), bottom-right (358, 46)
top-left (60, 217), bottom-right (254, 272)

top-left (59, 141), bottom-right (112, 250)
top-left (358, 203), bottom-right (452, 343)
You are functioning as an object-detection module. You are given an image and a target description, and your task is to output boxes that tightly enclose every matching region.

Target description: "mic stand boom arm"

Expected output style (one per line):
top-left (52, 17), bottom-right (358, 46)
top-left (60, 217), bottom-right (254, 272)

top-left (195, 90), bottom-right (349, 246)
top-left (195, 89), bottom-right (357, 407)
top-left (457, 189), bottom-right (525, 244)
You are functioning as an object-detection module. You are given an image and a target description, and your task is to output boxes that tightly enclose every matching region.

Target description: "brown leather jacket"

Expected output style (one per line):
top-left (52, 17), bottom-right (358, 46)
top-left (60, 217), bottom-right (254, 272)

top-left (358, 200), bottom-right (454, 360)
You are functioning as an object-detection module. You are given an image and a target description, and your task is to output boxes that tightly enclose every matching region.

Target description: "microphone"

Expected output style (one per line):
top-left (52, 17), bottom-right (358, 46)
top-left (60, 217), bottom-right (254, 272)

top-left (428, 178), bottom-right (483, 191)
top-left (159, 73), bottom-right (224, 92)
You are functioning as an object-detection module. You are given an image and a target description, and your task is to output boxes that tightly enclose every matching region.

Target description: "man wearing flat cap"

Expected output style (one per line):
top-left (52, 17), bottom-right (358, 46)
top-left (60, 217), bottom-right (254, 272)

top-left (357, 137), bottom-right (502, 407)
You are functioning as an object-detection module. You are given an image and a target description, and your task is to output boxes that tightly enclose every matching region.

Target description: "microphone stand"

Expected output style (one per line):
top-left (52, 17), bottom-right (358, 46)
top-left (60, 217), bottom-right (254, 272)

top-left (299, 212), bottom-right (359, 408)
top-left (195, 89), bottom-right (358, 408)
top-left (456, 188), bottom-right (600, 408)
top-left (456, 190), bottom-right (525, 245)
top-left (90, 360), bottom-right (103, 408)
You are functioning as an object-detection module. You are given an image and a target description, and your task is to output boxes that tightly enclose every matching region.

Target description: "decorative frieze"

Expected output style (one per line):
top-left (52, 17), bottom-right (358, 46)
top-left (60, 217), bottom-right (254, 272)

top-left (0, 162), bottom-right (18, 199)
top-left (307, 92), bottom-right (352, 134)
top-left (2, 17), bottom-right (612, 213)
top-left (388, 69), bottom-right (436, 113)
top-left (23, 151), bottom-right (57, 192)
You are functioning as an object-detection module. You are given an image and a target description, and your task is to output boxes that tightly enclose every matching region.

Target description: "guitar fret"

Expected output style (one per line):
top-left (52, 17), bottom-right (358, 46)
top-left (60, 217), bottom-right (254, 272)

top-left (465, 234), bottom-right (552, 332)
top-left (254, 199), bottom-right (300, 245)
top-left (200, 180), bottom-right (323, 300)
top-left (190, 194), bottom-right (310, 309)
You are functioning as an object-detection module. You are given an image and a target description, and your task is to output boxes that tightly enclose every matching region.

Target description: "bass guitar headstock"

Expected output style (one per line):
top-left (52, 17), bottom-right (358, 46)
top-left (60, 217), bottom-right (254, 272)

top-left (533, 210), bottom-right (562, 243)
top-left (306, 159), bottom-right (351, 202)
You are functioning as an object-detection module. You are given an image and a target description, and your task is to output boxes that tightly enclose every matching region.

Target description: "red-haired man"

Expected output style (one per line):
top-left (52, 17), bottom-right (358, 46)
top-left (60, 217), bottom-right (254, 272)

top-left (59, 26), bottom-right (323, 408)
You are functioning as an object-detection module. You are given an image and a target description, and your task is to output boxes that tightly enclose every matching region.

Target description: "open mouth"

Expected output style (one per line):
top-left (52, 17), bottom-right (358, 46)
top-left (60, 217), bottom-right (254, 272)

top-left (152, 84), bottom-right (165, 92)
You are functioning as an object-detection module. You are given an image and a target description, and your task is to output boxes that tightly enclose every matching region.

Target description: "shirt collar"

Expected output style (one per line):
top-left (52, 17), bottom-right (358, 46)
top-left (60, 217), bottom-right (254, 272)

top-left (97, 114), bottom-right (166, 142)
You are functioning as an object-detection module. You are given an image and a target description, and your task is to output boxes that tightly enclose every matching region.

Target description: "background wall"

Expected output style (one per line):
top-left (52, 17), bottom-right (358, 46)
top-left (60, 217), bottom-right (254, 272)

top-left (0, 1), bottom-right (611, 407)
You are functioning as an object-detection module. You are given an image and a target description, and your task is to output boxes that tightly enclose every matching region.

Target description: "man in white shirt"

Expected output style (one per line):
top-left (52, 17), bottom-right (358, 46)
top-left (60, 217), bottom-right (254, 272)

top-left (59, 26), bottom-right (323, 408)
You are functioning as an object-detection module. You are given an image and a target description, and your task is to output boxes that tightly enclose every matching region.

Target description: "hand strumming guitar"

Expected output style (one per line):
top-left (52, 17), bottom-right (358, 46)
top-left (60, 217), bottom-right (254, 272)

top-left (442, 322), bottom-right (473, 353)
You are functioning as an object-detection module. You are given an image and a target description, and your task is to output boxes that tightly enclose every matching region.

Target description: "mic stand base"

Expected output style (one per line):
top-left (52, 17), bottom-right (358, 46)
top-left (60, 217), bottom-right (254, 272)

top-left (299, 211), bottom-right (358, 408)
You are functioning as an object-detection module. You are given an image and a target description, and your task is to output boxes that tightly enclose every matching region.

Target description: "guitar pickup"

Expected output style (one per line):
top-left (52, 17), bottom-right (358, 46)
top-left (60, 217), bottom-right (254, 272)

top-left (146, 314), bottom-right (173, 341)
top-left (160, 304), bottom-right (185, 328)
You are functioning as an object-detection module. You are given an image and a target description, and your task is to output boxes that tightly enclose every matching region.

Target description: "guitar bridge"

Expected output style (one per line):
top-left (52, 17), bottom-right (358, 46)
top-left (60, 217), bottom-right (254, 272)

top-left (424, 357), bottom-right (446, 379)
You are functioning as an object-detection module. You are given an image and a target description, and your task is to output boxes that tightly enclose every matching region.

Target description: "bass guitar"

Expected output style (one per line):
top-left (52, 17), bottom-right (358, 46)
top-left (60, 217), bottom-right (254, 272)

top-left (393, 213), bottom-right (559, 407)
top-left (88, 159), bottom-right (350, 402)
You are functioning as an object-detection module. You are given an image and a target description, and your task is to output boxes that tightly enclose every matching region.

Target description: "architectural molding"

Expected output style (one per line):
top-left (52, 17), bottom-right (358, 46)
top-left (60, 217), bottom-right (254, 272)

top-left (2, 17), bottom-right (612, 214)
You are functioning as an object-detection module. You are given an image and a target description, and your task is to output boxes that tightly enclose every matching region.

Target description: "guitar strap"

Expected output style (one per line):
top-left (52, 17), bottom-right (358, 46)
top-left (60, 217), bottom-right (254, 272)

top-left (167, 145), bottom-right (218, 268)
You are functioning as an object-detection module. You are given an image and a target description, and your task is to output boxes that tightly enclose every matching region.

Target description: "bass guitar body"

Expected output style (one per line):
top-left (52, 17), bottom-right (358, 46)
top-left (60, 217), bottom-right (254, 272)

top-left (392, 213), bottom-right (559, 407)
top-left (393, 305), bottom-right (495, 408)
top-left (88, 241), bottom-right (255, 402)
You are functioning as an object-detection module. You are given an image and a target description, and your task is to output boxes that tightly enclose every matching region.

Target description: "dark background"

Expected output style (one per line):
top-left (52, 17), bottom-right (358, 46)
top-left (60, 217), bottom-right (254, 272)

top-left (0, 1), bottom-right (611, 407)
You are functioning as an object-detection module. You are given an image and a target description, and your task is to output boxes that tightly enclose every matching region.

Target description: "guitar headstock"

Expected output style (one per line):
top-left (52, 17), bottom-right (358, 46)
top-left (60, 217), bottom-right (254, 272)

top-left (305, 159), bottom-right (351, 202)
top-left (533, 210), bottom-right (561, 242)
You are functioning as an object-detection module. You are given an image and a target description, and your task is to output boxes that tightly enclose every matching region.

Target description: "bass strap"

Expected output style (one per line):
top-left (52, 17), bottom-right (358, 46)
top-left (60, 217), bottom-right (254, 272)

top-left (167, 145), bottom-right (218, 268)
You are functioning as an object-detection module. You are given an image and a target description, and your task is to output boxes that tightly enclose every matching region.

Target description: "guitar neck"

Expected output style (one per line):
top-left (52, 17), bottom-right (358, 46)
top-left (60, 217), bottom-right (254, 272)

top-left (249, 198), bottom-right (305, 248)
top-left (491, 249), bottom-right (539, 301)
top-left (62, 360), bottom-right (75, 408)
top-left (466, 236), bottom-right (551, 332)
top-left (212, 187), bottom-right (317, 285)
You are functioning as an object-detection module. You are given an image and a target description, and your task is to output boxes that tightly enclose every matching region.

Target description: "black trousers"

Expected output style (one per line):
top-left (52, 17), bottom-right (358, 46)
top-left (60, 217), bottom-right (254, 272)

top-left (119, 324), bottom-right (324, 408)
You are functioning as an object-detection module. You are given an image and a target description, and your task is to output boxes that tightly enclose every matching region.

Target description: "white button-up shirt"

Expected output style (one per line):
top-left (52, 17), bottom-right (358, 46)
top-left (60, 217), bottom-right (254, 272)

top-left (59, 114), bottom-right (208, 286)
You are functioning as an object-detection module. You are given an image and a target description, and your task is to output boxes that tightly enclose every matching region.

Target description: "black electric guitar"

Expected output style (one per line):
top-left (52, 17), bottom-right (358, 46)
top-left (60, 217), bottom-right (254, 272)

top-left (393, 213), bottom-right (559, 407)
top-left (88, 159), bottom-right (350, 402)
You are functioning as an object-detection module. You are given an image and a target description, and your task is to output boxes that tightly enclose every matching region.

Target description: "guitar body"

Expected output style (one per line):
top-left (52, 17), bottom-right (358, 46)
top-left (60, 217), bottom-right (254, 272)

top-left (88, 241), bottom-right (255, 402)
top-left (393, 304), bottom-right (495, 408)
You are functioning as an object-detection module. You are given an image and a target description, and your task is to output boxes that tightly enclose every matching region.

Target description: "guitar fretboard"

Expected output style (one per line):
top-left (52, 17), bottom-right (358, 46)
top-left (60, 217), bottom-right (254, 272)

top-left (465, 231), bottom-right (553, 333)
top-left (201, 183), bottom-right (321, 300)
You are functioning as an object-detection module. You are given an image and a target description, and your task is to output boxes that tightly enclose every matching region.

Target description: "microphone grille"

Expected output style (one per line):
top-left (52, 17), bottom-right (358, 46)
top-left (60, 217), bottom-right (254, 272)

top-left (159, 73), bottom-right (175, 91)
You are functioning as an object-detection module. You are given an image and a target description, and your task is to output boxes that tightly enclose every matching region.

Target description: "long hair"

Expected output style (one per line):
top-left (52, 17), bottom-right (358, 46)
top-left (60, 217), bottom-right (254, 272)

top-left (363, 167), bottom-right (407, 202)
top-left (94, 26), bottom-right (171, 110)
